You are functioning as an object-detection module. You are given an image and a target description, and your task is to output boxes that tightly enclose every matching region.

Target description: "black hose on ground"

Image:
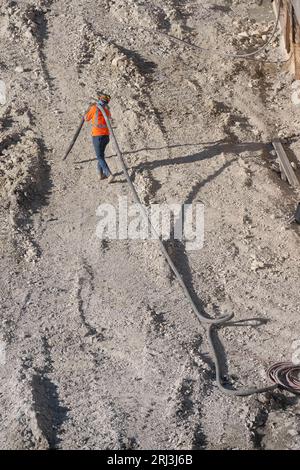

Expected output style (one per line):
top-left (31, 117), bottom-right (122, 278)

top-left (96, 103), bottom-right (281, 396)
top-left (63, 117), bottom-right (85, 161)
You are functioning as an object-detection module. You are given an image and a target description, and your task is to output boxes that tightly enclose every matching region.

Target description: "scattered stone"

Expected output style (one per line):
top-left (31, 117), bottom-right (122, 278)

top-left (251, 258), bottom-right (266, 271)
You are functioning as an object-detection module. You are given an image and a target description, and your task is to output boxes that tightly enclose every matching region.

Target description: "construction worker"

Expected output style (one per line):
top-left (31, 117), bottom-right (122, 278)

top-left (85, 93), bottom-right (114, 183)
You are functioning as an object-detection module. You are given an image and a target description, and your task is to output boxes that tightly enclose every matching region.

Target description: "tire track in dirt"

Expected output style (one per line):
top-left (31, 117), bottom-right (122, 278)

top-left (76, 258), bottom-right (106, 340)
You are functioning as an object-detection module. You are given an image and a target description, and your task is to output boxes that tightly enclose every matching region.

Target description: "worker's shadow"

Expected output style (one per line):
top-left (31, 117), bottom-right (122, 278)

top-left (132, 140), bottom-right (267, 173)
top-left (73, 139), bottom-right (228, 164)
top-left (75, 141), bottom-right (268, 199)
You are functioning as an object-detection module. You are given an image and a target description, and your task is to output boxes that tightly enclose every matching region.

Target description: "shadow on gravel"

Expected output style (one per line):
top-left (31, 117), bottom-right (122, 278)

top-left (74, 140), bottom-right (266, 167)
top-left (164, 239), bottom-right (209, 315)
top-left (0, 132), bottom-right (25, 155)
top-left (13, 138), bottom-right (53, 258)
top-left (17, 137), bottom-right (53, 214)
top-left (251, 390), bottom-right (300, 449)
top-left (116, 45), bottom-right (158, 82)
top-left (208, 320), bottom-right (272, 387)
top-left (28, 1), bottom-right (56, 90)
top-left (163, 237), bottom-right (273, 397)
top-left (184, 157), bottom-right (237, 205)
top-left (31, 374), bottom-right (69, 449)
top-left (133, 141), bottom-right (266, 173)
top-left (74, 139), bottom-right (227, 164)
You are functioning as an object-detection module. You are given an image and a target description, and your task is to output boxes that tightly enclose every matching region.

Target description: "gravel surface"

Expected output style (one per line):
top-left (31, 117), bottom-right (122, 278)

top-left (0, 0), bottom-right (300, 450)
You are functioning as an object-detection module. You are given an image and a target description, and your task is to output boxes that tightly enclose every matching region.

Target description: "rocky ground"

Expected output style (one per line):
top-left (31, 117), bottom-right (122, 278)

top-left (0, 0), bottom-right (300, 450)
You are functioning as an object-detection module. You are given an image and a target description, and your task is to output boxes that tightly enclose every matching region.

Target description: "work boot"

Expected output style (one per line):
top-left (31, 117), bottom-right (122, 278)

top-left (108, 174), bottom-right (115, 183)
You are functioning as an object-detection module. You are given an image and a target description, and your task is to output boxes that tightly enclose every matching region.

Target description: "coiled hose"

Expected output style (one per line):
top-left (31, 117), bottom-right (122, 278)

top-left (96, 103), bottom-right (299, 396)
top-left (268, 362), bottom-right (300, 394)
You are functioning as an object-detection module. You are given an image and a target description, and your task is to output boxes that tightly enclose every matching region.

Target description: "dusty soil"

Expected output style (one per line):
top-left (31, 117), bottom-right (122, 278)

top-left (0, 0), bottom-right (300, 450)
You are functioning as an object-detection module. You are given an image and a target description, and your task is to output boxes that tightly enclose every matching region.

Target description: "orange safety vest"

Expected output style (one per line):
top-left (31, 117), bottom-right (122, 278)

top-left (85, 104), bottom-right (111, 136)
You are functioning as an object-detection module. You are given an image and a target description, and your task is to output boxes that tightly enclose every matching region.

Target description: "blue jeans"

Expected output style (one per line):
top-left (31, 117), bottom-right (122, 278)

top-left (92, 135), bottom-right (111, 177)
